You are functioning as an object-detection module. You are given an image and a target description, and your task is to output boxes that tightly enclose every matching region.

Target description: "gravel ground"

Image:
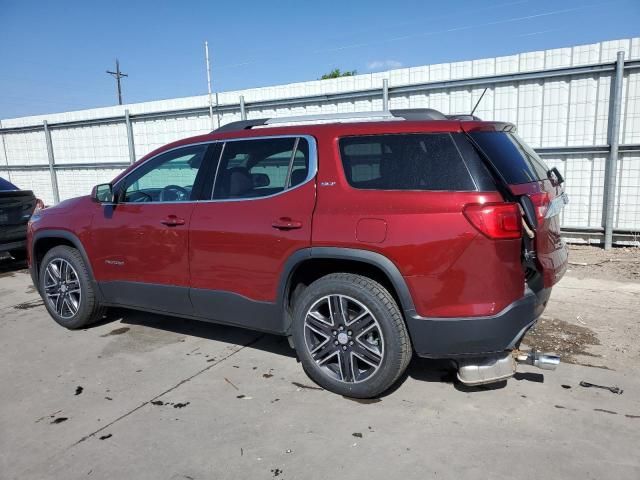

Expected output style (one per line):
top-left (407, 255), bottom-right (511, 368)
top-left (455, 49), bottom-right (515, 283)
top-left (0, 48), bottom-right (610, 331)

top-left (566, 244), bottom-right (640, 281)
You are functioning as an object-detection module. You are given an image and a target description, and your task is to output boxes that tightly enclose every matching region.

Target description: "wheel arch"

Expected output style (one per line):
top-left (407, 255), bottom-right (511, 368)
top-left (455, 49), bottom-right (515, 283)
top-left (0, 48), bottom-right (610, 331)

top-left (31, 230), bottom-right (97, 290)
top-left (279, 247), bottom-right (416, 333)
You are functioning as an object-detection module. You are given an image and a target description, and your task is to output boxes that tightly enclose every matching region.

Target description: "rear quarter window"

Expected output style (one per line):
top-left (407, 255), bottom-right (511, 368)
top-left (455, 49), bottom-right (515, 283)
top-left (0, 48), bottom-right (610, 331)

top-left (339, 133), bottom-right (476, 191)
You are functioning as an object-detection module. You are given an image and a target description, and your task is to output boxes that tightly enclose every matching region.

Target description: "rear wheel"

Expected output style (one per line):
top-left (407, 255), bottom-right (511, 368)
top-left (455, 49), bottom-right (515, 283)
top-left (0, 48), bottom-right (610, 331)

top-left (39, 246), bottom-right (104, 329)
top-left (292, 273), bottom-right (412, 398)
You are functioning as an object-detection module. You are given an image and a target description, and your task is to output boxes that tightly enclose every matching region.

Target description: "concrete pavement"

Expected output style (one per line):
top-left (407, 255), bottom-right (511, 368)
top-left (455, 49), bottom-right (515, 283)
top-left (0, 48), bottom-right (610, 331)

top-left (1, 258), bottom-right (639, 480)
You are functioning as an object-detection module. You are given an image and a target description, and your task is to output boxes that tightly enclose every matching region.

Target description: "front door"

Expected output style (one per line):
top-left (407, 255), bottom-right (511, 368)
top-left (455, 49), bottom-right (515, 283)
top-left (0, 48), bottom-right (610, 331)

top-left (91, 143), bottom-right (212, 315)
top-left (189, 136), bottom-right (316, 332)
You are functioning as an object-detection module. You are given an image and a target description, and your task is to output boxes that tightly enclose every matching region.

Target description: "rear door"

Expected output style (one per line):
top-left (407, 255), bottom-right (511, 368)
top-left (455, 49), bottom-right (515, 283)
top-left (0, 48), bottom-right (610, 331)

top-left (465, 129), bottom-right (568, 287)
top-left (189, 135), bottom-right (316, 332)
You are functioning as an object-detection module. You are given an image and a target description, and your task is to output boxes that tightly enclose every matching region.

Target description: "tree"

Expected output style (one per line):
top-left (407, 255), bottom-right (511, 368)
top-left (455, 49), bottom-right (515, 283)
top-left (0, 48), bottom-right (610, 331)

top-left (320, 68), bottom-right (357, 80)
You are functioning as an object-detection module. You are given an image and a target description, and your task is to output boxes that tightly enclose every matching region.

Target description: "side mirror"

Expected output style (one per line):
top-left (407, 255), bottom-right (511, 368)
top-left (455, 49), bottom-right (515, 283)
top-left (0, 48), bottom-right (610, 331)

top-left (91, 183), bottom-right (114, 203)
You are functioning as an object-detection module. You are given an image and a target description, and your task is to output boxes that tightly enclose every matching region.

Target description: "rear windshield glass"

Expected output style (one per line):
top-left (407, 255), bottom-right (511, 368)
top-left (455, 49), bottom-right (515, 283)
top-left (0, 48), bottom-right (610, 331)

top-left (468, 132), bottom-right (549, 184)
top-left (0, 177), bottom-right (18, 191)
top-left (339, 133), bottom-right (475, 191)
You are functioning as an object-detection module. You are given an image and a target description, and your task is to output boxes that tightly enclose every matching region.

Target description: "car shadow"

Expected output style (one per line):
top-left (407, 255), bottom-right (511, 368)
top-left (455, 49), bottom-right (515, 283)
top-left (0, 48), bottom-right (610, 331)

top-left (88, 307), bottom-right (544, 395)
top-left (99, 307), bottom-right (297, 359)
top-left (0, 256), bottom-right (28, 275)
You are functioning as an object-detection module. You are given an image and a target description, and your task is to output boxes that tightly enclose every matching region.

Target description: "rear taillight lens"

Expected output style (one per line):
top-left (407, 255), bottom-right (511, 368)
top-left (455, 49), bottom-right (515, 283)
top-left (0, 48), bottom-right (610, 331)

top-left (529, 192), bottom-right (550, 225)
top-left (463, 203), bottom-right (522, 240)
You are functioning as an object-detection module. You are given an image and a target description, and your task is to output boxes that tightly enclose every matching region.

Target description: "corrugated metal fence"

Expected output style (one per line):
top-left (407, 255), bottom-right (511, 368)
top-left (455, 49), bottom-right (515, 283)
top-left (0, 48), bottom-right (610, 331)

top-left (1, 38), bottom-right (640, 244)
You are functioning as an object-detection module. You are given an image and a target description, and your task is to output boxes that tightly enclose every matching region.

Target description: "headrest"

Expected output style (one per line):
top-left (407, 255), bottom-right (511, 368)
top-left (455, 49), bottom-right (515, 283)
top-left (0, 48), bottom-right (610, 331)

top-left (227, 168), bottom-right (253, 197)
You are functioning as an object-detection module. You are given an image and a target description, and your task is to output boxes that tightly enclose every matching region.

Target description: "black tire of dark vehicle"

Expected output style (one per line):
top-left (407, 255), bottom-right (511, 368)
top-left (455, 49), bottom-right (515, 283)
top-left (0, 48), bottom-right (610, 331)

top-left (291, 273), bottom-right (412, 398)
top-left (39, 245), bottom-right (105, 329)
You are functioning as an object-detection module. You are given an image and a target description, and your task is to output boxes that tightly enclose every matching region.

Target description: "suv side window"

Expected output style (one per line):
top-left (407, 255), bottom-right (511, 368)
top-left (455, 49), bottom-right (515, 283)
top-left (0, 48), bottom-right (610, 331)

top-left (212, 137), bottom-right (309, 199)
top-left (120, 145), bottom-right (208, 203)
top-left (339, 133), bottom-right (476, 191)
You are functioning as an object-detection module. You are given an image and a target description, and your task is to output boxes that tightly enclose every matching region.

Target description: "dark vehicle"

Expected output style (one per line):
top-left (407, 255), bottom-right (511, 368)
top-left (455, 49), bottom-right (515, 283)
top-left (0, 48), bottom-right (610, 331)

top-left (0, 177), bottom-right (40, 260)
top-left (27, 109), bottom-right (568, 398)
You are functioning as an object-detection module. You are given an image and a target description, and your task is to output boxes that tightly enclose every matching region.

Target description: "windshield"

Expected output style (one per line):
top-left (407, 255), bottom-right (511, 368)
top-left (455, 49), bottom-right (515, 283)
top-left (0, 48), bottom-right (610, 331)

top-left (468, 132), bottom-right (550, 184)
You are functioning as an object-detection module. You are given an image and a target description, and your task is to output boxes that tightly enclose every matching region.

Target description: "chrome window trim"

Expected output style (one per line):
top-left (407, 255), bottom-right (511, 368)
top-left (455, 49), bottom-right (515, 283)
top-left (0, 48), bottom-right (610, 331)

top-left (110, 134), bottom-right (318, 205)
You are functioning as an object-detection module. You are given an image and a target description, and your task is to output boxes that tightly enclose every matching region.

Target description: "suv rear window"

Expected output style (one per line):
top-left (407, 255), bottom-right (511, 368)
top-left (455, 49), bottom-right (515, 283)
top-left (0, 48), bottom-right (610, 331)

top-left (339, 133), bottom-right (475, 191)
top-left (468, 132), bottom-right (550, 184)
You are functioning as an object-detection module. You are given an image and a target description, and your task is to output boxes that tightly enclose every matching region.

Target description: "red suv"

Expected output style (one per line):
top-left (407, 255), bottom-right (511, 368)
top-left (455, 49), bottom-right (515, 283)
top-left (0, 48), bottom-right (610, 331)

top-left (27, 109), bottom-right (568, 398)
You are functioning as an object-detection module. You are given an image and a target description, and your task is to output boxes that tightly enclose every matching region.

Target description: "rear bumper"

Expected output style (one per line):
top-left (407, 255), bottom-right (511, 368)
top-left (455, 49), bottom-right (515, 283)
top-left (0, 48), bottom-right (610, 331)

top-left (406, 286), bottom-right (551, 358)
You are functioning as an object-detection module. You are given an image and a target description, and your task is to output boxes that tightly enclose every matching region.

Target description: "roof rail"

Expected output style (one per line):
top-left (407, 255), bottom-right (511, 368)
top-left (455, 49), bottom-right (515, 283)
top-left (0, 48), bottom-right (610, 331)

top-left (213, 118), bottom-right (269, 133)
top-left (212, 108), bottom-right (476, 133)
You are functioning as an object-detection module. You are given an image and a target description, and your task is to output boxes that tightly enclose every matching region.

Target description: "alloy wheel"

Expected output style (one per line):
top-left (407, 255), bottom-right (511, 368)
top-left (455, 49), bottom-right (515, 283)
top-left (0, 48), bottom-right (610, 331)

top-left (304, 294), bottom-right (384, 383)
top-left (43, 258), bottom-right (82, 319)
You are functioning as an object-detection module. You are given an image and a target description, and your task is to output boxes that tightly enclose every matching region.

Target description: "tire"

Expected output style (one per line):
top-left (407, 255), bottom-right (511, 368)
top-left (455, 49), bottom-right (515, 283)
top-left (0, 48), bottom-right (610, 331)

top-left (291, 273), bottom-right (412, 398)
top-left (39, 245), bottom-right (105, 329)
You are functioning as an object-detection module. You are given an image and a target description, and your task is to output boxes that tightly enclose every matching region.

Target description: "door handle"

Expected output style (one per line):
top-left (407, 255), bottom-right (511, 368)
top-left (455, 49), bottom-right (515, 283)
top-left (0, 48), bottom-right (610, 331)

top-left (161, 215), bottom-right (185, 227)
top-left (272, 217), bottom-right (303, 230)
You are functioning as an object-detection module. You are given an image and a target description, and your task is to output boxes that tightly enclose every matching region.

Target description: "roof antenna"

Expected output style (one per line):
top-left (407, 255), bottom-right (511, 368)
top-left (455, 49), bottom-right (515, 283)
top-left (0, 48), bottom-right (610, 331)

top-left (470, 88), bottom-right (488, 117)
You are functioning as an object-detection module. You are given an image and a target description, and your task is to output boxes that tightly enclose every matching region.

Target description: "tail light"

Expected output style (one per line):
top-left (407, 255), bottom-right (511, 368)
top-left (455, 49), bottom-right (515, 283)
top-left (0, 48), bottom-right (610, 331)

top-left (529, 192), bottom-right (550, 225)
top-left (34, 198), bottom-right (45, 213)
top-left (463, 203), bottom-right (521, 240)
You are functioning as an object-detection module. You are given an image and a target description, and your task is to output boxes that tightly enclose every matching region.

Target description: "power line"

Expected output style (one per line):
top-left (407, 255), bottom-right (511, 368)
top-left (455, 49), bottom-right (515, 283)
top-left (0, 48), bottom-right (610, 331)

top-left (106, 59), bottom-right (128, 105)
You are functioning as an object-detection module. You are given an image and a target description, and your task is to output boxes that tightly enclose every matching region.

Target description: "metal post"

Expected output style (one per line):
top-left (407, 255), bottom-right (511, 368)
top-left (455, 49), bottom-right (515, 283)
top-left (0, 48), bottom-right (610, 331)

top-left (0, 120), bottom-right (12, 184)
top-left (603, 51), bottom-right (625, 250)
top-left (125, 109), bottom-right (136, 164)
top-left (382, 78), bottom-right (389, 112)
top-left (43, 121), bottom-right (60, 204)
top-left (240, 95), bottom-right (246, 120)
top-left (215, 91), bottom-right (221, 127)
top-left (204, 41), bottom-right (215, 130)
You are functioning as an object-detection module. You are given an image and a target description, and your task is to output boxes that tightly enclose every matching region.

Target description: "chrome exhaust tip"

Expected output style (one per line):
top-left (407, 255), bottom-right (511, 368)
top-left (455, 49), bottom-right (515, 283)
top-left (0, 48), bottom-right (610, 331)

top-left (515, 351), bottom-right (560, 370)
top-left (457, 353), bottom-right (516, 386)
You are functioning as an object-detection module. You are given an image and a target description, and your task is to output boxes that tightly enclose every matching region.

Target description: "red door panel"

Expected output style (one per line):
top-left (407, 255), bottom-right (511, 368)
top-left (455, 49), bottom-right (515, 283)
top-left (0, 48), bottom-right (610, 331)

top-left (91, 203), bottom-right (194, 286)
top-left (189, 180), bottom-right (315, 303)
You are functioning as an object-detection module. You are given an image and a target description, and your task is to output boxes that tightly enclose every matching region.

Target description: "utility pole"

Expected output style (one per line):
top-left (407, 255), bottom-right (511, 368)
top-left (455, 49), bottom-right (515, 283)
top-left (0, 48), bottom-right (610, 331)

top-left (204, 41), bottom-right (215, 130)
top-left (106, 59), bottom-right (128, 105)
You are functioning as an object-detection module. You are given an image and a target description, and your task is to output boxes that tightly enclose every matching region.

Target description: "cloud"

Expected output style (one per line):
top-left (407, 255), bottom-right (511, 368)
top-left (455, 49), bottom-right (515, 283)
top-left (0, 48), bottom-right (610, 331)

top-left (367, 60), bottom-right (403, 71)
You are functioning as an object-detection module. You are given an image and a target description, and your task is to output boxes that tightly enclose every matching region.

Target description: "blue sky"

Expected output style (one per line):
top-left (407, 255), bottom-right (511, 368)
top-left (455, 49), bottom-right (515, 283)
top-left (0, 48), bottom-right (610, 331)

top-left (1, 0), bottom-right (638, 119)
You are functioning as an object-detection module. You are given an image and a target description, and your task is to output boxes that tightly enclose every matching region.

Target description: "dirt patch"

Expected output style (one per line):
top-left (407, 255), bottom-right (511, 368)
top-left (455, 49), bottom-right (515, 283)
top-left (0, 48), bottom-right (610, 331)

top-left (567, 245), bottom-right (640, 282)
top-left (13, 300), bottom-right (44, 310)
top-left (522, 316), bottom-right (601, 364)
top-left (100, 327), bottom-right (130, 337)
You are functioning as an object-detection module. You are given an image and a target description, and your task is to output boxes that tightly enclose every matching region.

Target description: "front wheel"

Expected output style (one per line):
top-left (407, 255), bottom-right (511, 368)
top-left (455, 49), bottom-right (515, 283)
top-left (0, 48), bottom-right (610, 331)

top-left (39, 245), bottom-right (104, 329)
top-left (291, 273), bottom-right (412, 398)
